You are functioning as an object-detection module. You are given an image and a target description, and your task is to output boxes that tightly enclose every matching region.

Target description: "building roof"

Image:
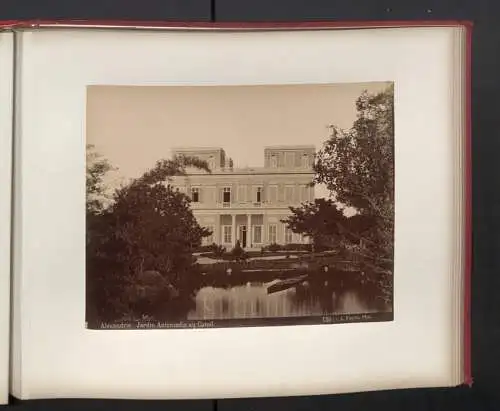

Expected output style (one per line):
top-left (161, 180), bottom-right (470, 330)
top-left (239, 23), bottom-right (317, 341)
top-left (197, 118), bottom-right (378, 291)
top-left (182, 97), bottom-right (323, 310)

top-left (171, 147), bottom-right (224, 152)
top-left (179, 167), bottom-right (314, 176)
top-left (264, 145), bottom-right (316, 150)
top-left (172, 145), bottom-right (315, 152)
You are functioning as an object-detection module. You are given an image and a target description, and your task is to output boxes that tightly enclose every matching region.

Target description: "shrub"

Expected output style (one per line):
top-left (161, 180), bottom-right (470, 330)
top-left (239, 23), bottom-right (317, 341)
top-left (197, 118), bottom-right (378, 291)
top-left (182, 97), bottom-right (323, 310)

top-left (266, 243), bottom-right (282, 252)
top-left (193, 244), bottom-right (215, 253)
top-left (231, 240), bottom-right (248, 261)
top-left (210, 243), bottom-right (226, 258)
top-left (282, 243), bottom-right (312, 252)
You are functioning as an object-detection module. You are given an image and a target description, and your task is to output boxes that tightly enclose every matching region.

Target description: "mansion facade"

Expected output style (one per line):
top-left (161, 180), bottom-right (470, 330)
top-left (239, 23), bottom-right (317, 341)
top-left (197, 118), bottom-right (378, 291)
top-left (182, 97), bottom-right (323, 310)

top-left (169, 145), bottom-right (316, 250)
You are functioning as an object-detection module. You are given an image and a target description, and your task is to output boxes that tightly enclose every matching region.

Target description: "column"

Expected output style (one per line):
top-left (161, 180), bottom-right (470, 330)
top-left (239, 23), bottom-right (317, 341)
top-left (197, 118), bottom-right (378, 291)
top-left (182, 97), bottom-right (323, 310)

top-left (231, 214), bottom-right (236, 247)
top-left (217, 215), bottom-right (221, 245)
top-left (247, 214), bottom-right (252, 248)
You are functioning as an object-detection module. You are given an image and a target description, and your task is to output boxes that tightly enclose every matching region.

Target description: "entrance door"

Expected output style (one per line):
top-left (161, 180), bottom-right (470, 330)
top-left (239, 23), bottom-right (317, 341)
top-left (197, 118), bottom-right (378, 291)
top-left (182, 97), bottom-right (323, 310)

top-left (238, 225), bottom-right (247, 248)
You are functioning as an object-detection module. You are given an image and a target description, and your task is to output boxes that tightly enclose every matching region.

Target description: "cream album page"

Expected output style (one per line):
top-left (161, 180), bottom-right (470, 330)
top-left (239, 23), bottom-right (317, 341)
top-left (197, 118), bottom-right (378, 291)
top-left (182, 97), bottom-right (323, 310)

top-left (11, 26), bottom-right (464, 399)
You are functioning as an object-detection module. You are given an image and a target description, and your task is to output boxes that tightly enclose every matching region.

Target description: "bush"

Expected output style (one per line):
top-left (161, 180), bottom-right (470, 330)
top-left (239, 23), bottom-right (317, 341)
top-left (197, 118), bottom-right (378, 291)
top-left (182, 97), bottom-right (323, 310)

top-left (259, 243), bottom-right (315, 253)
top-left (282, 243), bottom-right (312, 252)
top-left (193, 244), bottom-right (216, 253)
top-left (210, 243), bottom-right (226, 258)
top-left (230, 241), bottom-right (248, 261)
top-left (313, 243), bottom-right (331, 253)
top-left (266, 243), bottom-right (282, 252)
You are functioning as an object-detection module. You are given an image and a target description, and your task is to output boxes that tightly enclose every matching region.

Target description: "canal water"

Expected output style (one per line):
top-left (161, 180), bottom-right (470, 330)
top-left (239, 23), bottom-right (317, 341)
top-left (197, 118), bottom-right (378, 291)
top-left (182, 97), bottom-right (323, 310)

top-left (187, 280), bottom-right (388, 320)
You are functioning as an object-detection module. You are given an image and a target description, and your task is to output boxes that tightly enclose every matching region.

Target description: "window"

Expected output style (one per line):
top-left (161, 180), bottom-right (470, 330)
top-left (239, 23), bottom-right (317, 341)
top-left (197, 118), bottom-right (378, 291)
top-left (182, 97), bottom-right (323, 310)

top-left (256, 187), bottom-right (263, 203)
top-left (268, 185), bottom-right (278, 203)
top-left (285, 186), bottom-right (294, 202)
top-left (301, 154), bottom-right (309, 168)
top-left (223, 226), bottom-right (232, 243)
top-left (268, 224), bottom-right (277, 243)
top-left (223, 187), bottom-right (231, 203)
top-left (253, 225), bottom-right (262, 244)
top-left (270, 155), bottom-right (278, 168)
top-left (191, 187), bottom-right (200, 202)
top-left (285, 228), bottom-right (293, 244)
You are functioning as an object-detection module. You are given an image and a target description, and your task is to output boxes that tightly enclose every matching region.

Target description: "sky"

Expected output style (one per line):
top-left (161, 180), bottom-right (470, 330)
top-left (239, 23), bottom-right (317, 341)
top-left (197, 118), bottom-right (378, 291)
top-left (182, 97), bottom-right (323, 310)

top-left (86, 81), bottom-right (391, 197)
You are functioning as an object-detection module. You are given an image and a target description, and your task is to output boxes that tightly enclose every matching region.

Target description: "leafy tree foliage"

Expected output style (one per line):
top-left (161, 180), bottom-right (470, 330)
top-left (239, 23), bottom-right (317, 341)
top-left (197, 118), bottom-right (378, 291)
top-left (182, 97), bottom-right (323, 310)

top-left (86, 144), bottom-right (113, 215)
top-left (282, 199), bottom-right (375, 250)
top-left (86, 152), bottom-right (212, 323)
top-left (313, 84), bottom-right (394, 268)
top-left (283, 84), bottom-right (394, 302)
top-left (314, 84), bottom-right (394, 221)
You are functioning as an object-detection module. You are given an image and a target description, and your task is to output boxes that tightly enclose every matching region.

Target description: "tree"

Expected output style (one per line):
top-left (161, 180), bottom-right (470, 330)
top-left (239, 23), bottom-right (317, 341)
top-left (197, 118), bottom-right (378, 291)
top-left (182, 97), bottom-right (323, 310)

top-left (313, 84), bottom-right (394, 300)
top-left (282, 199), bottom-right (343, 249)
top-left (86, 144), bottom-right (113, 215)
top-left (282, 198), bottom-right (376, 250)
top-left (86, 154), bottom-right (213, 323)
top-left (314, 84), bottom-right (394, 220)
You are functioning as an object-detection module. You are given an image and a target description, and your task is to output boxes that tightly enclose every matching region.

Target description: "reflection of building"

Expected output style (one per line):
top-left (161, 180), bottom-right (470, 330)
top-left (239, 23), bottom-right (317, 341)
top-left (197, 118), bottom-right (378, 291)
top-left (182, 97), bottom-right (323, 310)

top-left (170, 146), bottom-right (316, 249)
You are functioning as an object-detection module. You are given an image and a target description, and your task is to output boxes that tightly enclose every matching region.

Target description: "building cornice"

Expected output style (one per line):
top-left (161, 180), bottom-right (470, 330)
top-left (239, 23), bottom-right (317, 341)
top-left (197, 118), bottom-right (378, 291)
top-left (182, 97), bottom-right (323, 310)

top-left (177, 170), bottom-right (315, 177)
top-left (264, 145), bottom-right (315, 150)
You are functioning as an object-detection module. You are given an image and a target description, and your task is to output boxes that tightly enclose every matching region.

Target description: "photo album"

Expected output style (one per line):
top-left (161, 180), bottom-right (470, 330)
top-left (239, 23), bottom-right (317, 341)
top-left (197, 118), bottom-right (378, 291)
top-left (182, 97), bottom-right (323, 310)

top-left (0, 20), bottom-right (470, 401)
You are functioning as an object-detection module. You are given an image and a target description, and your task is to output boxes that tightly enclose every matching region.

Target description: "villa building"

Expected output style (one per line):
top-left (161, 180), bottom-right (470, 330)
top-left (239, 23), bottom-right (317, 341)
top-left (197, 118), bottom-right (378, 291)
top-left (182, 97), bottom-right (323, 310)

top-left (169, 145), bottom-right (316, 250)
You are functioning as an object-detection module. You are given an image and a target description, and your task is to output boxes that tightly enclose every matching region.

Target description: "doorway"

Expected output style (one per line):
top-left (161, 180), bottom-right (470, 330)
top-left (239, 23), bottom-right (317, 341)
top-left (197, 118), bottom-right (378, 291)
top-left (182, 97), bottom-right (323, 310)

top-left (238, 225), bottom-right (247, 248)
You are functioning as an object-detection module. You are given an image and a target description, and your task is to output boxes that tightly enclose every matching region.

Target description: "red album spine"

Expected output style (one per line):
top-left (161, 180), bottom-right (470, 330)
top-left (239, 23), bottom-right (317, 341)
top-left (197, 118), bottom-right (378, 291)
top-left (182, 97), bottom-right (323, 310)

top-left (0, 19), bottom-right (473, 30)
top-left (464, 22), bottom-right (473, 387)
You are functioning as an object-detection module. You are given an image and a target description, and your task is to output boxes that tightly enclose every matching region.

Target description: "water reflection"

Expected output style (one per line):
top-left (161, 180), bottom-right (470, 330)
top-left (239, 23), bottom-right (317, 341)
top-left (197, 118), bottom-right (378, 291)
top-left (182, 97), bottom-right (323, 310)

top-left (187, 280), bottom-right (388, 320)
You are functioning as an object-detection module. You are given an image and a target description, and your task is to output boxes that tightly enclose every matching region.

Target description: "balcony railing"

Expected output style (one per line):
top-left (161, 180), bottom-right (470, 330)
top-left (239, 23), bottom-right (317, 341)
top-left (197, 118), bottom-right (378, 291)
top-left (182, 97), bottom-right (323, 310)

top-left (190, 200), bottom-right (299, 209)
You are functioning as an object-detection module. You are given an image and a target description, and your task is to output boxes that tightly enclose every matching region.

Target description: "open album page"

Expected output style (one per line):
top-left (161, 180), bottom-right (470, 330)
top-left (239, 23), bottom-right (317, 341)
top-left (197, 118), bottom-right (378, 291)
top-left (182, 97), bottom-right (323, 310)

top-left (12, 26), bottom-right (464, 399)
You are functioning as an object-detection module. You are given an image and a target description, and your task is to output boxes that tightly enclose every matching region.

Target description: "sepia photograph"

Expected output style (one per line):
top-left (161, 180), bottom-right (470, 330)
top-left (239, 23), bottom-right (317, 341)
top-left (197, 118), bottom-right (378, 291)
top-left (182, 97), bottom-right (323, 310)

top-left (85, 82), bottom-right (394, 329)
